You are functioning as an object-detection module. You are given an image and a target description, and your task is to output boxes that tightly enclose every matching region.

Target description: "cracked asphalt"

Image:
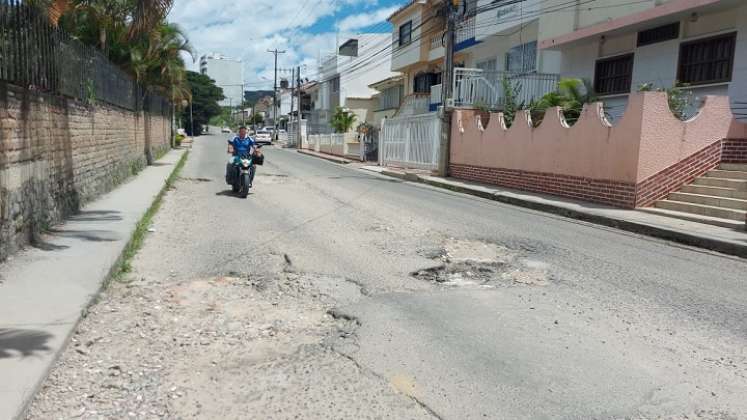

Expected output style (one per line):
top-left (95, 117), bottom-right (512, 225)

top-left (27, 131), bottom-right (747, 419)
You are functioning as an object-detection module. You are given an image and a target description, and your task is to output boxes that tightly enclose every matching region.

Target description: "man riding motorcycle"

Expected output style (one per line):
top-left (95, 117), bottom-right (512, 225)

top-left (226, 126), bottom-right (258, 188)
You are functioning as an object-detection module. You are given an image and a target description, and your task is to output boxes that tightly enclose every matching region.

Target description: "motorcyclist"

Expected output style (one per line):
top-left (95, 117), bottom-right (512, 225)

top-left (226, 126), bottom-right (257, 187)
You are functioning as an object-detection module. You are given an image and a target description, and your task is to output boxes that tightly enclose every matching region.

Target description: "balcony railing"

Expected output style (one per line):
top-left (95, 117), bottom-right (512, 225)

top-left (456, 16), bottom-right (476, 46)
top-left (452, 68), bottom-right (560, 109)
top-left (430, 84), bottom-right (442, 107)
top-left (430, 33), bottom-right (444, 51)
top-left (394, 93), bottom-right (430, 117)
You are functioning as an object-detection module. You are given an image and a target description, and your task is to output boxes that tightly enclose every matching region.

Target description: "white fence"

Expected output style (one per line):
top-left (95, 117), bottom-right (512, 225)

top-left (380, 112), bottom-right (442, 170)
top-left (306, 132), bottom-right (362, 160)
top-left (453, 68), bottom-right (559, 109)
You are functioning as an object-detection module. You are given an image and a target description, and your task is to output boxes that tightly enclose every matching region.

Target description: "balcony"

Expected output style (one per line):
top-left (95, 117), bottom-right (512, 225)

top-left (452, 68), bottom-right (560, 109)
top-left (429, 84), bottom-right (442, 112)
top-left (455, 16), bottom-right (477, 51)
top-left (428, 33), bottom-right (445, 61)
top-left (394, 93), bottom-right (430, 117)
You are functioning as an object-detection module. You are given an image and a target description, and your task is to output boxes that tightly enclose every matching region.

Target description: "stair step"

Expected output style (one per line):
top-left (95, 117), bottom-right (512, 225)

top-left (692, 177), bottom-right (747, 190)
top-left (668, 192), bottom-right (747, 210)
top-left (680, 184), bottom-right (747, 199)
top-left (706, 169), bottom-right (747, 180)
top-left (654, 200), bottom-right (747, 221)
top-left (720, 163), bottom-right (747, 172)
top-left (641, 207), bottom-right (747, 229)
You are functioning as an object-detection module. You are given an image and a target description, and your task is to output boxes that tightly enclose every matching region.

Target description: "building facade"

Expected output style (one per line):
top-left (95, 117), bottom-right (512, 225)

top-left (199, 53), bottom-right (244, 107)
top-left (309, 33), bottom-right (399, 134)
top-left (539, 0), bottom-right (747, 120)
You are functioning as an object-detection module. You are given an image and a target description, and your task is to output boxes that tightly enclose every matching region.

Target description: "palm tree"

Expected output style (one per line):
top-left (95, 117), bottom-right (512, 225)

top-left (331, 107), bottom-right (357, 133)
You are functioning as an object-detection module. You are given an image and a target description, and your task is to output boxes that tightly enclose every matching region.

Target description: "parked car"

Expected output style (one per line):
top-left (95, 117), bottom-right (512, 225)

top-left (254, 130), bottom-right (272, 145)
top-left (221, 127), bottom-right (231, 133)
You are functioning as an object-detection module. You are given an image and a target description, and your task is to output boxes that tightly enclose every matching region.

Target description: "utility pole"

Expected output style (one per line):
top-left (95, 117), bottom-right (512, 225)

top-left (267, 49), bottom-right (286, 142)
top-left (290, 67), bottom-right (296, 147)
top-left (438, 0), bottom-right (457, 177)
top-left (296, 65), bottom-right (302, 150)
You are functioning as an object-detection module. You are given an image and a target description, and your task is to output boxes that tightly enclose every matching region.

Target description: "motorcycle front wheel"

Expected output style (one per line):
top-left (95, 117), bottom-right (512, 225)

top-left (239, 172), bottom-right (250, 198)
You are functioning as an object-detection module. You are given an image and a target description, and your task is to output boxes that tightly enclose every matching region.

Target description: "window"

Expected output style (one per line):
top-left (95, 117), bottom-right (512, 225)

top-left (476, 59), bottom-right (497, 72)
top-left (413, 72), bottom-right (442, 94)
top-left (594, 53), bottom-right (634, 95)
top-left (505, 41), bottom-right (537, 73)
top-left (399, 21), bottom-right (412, 47)
top-left (330, 76), bottom-right (340, 93)
top-left (637, 22), bottom-right (679, 47)
top-left (379, 85), bottom-right (403, 110)
top-left (678, 32), bottom-right (736, 85)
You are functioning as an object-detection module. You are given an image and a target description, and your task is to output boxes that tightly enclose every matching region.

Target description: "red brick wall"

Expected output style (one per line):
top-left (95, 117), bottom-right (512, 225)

top-left (634, 140), bottom-right (723, 207)
top-left (450, 139), bottom-right (739, 209)
top-left (449, 164), bottom-right (637, 208)
top-left (722, 138), bottom-right (747, 163)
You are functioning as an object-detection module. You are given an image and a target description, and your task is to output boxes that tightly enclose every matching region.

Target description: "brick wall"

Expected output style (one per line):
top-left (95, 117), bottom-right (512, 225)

top-left (0, 82), bottom-right (171, 261)
top-left (634, 140), bottom-right (723, 207)
top-left (450, 139), bottom-right (743, 209)
top-left (722, 138), bottom-right (747, 164)
top-left (449, 164), bottom-right (637, 208)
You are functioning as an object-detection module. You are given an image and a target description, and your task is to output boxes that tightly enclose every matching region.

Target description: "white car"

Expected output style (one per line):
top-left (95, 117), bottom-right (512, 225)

top-left (221, 127), bottom-right (231, 133)
top-left (254, 130), bottom-right (272, 145)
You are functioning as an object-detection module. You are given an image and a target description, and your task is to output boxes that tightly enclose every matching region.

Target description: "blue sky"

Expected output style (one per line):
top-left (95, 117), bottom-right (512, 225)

top-left (170, 0), bottom-right (405, 88)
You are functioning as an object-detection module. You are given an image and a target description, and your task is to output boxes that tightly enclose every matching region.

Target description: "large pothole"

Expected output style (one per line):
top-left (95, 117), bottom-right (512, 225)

top-left (412, 238), bottom-right (550, 287)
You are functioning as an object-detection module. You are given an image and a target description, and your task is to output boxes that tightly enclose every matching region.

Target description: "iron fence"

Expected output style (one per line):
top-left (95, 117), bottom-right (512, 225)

top-left (0, 0), bottom-right (166, 112)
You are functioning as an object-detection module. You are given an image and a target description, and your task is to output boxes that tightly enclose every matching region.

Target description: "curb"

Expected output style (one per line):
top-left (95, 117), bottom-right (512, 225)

top-left (297, 149), bottom-right (352, 164)
top-left (373, 169), bottom-right (747, 259)
top-left (14, 149), bottom-right (188, 420)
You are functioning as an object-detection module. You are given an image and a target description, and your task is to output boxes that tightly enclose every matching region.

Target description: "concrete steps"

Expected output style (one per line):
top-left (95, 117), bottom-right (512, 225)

top-left (651, 163), bottom-right (747, 229)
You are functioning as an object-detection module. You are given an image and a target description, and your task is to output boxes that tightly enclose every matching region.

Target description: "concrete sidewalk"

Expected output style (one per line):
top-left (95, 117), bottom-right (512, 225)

top-left (361, 166), bottom-right (747, 258)
top-left (0, 149), bottom-right (187, 420)
top-left (296, 149), bottom-right (353, 164)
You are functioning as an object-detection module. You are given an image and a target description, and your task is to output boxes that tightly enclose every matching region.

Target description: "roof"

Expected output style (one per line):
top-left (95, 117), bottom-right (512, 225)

top-left (368, 75), bottom-right (405, 90)
top-left (388, 0), bottom-right (424, 22)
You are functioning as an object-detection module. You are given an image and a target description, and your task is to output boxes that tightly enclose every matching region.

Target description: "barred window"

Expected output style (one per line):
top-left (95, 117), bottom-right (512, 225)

top-left (505, 41), bottom-right (537, 73)
top-left (678, 33), bottom-right (736, 85)
top-left (594, 53), bottom-right (634, 95)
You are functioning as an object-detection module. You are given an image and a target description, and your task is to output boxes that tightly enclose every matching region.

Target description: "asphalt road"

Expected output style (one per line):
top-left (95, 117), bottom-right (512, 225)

top-left (29, 130), bottom-right (747, 419)
top-left (207, 133), bottom-right (747, 419)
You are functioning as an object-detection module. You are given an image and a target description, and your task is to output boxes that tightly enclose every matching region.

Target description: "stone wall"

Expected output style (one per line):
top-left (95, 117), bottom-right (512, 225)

top-left (0, 82), bottom-right (171, 261)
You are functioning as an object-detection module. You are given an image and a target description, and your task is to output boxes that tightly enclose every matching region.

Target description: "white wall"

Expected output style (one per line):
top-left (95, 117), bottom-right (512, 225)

top-left (728, 3), bottom-right (747, 107)
top-left (555, 3), bottom-right (746, 122)
top-left (338, 34), bottom-right (399, 107)
top-left (391, 8), bottom-right (423, 71)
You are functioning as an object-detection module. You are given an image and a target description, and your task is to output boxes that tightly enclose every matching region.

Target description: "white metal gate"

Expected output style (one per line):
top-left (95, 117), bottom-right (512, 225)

top-left (380, 112), bottom-right (442, 170)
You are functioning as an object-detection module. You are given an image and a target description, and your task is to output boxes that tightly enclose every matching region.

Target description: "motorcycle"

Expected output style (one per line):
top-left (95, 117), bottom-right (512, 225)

top-left (225, 146), bottom-right (263, 198)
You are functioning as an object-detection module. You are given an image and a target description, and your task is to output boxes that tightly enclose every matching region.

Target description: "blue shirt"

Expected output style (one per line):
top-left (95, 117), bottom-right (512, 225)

top-left (229, 135), bottom-right (255, 156)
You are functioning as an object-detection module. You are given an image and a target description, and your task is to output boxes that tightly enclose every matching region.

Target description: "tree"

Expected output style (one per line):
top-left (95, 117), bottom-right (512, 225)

top-left (330, 107), bottom-right (357, 133)
top-left (179, 71), bottom-right (224, 136)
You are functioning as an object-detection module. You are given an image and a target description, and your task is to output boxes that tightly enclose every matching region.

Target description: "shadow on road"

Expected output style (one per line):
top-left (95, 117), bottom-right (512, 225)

top-left (0, 328), bottom-right (53, 359)
top-left (215, 190), bottom-right (253, 198)
top-left (69, 210), bottom-right (123, 222)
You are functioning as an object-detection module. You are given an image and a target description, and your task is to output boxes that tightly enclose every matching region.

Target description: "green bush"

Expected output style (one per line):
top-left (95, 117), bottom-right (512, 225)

top-left (637, 82), bottom-right (693, 120)
top-left (175, 133), bottom-right (185, 147)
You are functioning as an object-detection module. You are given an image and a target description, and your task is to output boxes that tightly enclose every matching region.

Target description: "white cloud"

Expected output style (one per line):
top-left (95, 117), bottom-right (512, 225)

top-left (169, 0), bottom-right (389, 87)
top-left (336, 6), bottom-right (399, 32)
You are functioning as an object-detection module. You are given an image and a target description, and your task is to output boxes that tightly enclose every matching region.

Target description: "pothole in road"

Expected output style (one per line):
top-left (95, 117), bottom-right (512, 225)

top-left (412, 238), bottom-right (550, 287)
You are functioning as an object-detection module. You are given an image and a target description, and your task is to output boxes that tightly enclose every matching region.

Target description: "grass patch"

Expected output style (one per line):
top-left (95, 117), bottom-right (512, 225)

top-left (109, 150), bottom-right (189, 284)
